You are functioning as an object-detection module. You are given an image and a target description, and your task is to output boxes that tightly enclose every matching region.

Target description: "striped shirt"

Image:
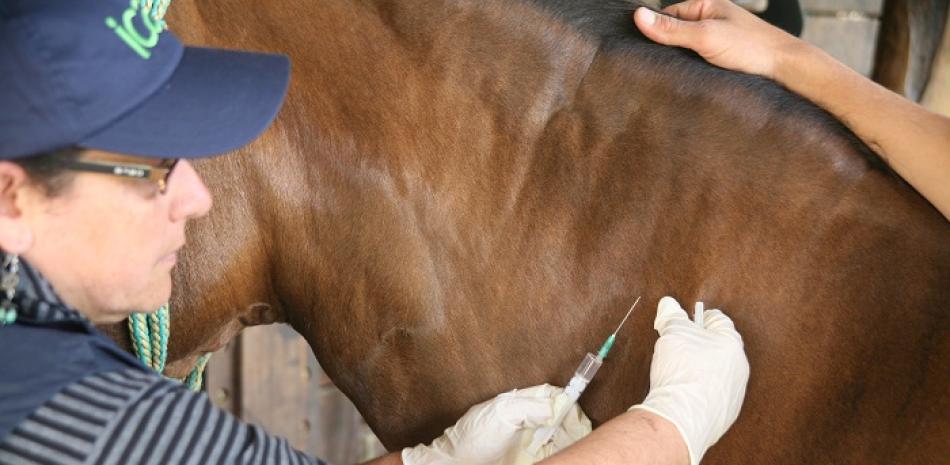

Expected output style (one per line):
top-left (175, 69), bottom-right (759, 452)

top-left (0, 260), bottom-right (331, 465)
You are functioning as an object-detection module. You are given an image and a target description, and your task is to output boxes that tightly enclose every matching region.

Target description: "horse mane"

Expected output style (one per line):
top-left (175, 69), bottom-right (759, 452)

top-left (526, 0), bottom-right (887, 172)
top-left (528, 0), bottom-right (651, 43)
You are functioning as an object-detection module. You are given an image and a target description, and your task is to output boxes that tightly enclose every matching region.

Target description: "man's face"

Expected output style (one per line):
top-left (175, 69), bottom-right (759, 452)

top-left (18, 150), bottom-right (213, 323)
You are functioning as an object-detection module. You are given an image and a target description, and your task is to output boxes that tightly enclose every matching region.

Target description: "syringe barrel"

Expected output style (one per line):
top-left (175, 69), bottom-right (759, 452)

top-left (576, 352), bottom-right (602, 380)
top-left (564, 353), bottom-right (602, 400)
top-left (528, 352), bottom-right (605, 455)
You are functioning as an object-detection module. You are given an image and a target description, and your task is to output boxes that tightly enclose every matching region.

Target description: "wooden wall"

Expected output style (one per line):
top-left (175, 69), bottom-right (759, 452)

top-left (205, 325), bottom-right (387, 464)
top-left (922, 12), bottom-right (950, 114)
top-left (801, 0), bottom-right (884, 76)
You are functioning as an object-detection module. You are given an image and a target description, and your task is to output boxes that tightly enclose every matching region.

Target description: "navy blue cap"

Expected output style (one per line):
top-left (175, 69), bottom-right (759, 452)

top-left (0, 0), bottom-right (290, 159)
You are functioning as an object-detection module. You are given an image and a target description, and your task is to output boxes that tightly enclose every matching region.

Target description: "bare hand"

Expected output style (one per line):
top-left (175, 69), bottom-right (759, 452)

top-left (632, 0), bottom-right (802, 79)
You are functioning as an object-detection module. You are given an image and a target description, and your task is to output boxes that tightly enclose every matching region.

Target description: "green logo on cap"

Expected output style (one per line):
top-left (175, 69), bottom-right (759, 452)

top-left (105, 0), bottom-right (171, 60)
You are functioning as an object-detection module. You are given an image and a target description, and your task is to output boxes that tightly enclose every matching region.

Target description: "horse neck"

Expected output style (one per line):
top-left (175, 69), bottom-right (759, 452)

top-left (169, 0), bottom-right (879, 374)
top-left (172, 0), bottom-right (773, 327)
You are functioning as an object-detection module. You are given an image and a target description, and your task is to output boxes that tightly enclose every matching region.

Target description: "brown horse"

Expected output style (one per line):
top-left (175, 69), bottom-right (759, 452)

top-left (102, 0), bottom-right (950, 463)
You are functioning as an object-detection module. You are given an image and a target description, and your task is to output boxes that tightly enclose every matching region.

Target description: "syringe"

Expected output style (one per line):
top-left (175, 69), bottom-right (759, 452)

top-left (526, 296), bottom-right (642, 455)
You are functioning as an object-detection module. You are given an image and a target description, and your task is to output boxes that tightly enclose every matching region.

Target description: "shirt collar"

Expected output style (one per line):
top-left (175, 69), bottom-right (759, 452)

top-left (13, 258), bottom-right (89, 326)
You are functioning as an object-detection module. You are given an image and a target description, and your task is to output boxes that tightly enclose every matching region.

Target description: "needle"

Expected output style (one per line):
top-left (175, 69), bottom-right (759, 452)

top-left (597, 296), bottom-right (642, 359)
top-left (613, 295), bottom-right (641, 337)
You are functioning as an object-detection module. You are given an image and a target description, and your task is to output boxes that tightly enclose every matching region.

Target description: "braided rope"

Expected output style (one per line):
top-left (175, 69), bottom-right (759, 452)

top-left (156, 304), bottom-right (169, 370)
top-left (128, 304), bottom-right (211, 392)
top-left (147, 309), bottom-right (163, 370)
top-left (184, 353), bottom-right (212, 391)
top-left (128, 312), bottom-right (153, 368)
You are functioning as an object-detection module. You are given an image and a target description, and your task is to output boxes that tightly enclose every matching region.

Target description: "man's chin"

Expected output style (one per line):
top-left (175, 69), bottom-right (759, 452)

top-left (137, 296), bottom-right (170, 314)
top-left (121, 296), bottom-right (172, 320)
top-left (93, 312), bottom-right (138, 325)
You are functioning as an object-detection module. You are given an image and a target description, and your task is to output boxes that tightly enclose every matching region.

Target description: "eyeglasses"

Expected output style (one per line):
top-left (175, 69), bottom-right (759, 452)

top-left (60, 157), bottom-right (180, 194)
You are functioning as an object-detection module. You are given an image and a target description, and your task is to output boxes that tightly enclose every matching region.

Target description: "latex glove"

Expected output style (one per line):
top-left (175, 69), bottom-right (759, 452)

top-left (402, 384), bottom-right (590, 465)
top-left (506, 390), bottom-right (592, 464)
top-left (630, 296), bottom-right (750, 465)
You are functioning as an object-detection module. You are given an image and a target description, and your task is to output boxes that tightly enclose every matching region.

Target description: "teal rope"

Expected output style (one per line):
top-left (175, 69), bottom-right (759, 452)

top-left (156, 305), bottom-right (169, 370)
top-left (129, 304), bottom-right (211, 392)
top-left (184, 353), bottom-right (213, 391)
top-left (129, 311), bottom-right (154, 368)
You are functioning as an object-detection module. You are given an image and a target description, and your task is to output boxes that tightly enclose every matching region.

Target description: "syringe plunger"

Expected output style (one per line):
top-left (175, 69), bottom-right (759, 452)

top-left (564, 353), bottom-right (602, 400)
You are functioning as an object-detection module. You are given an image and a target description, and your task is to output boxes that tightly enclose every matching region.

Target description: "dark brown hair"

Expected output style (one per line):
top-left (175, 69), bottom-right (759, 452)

top-left (15, 147), bottom-right (82, 196)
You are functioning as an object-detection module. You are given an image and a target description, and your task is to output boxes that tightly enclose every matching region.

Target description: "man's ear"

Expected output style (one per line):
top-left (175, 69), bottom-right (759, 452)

top-left (0, 162), bottom-right (35, 254)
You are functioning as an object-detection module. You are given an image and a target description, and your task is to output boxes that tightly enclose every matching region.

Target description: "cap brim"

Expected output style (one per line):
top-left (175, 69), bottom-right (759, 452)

top-left (80, 47), bottom-right (290, 159)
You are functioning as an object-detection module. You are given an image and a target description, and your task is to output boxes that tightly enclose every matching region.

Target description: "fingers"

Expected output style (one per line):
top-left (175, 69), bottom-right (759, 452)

top-left (509, 383), bottom-right (559, 399)
top-left (502, 397), bottom-right (556, 429)
top-left (655, 296), bottom-right (693, 334)
top-left (664, 0), bottom-right (744, 19)
top-left (493, 384), bottom-right (561, 428)
top-left (703, 309), bottom-right (743, 343)
top-left (655, 297), bottom-right (741, 340)
top-left (634, 7), bottom-right (706, 49)
top-left (662, 0), bottom-right (716, 21)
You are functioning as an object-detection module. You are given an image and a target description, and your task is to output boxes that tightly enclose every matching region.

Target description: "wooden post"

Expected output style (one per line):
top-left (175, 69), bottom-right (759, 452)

top-left (205, 324), bottom-right (387, 464)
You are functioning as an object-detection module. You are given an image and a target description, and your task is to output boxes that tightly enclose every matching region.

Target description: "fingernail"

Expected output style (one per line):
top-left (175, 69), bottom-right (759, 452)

top-left (639, 8), bottom-right (657, 26)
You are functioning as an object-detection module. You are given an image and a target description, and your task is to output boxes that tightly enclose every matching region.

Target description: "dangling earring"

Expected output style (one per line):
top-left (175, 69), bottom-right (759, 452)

top-left (0, 253), bottom-right (19, 325)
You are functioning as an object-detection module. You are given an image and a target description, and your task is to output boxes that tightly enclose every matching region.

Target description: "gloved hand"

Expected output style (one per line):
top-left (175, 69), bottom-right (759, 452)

top-left (630, 296), bottom-right (750, 465)
top-left (402, 384), bottom-right (590, 465)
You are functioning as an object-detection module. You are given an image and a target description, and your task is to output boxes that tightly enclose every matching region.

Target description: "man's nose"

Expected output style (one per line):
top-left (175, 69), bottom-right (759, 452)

top-left (167, 160), bottom-right (212, 222)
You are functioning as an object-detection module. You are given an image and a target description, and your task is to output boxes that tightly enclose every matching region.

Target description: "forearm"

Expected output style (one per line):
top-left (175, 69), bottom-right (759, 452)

top-left (775, 41), bottom-right (950, 220)
top-left (539, 410), bottom-right (688, 465)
